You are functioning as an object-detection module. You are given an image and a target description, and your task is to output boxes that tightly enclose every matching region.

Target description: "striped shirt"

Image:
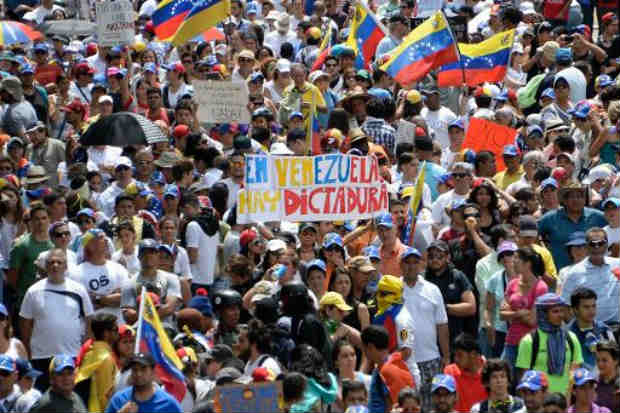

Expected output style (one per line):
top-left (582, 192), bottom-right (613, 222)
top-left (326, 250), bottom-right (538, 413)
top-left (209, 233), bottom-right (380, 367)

top-left (362, 116), bottom-right (396, 157)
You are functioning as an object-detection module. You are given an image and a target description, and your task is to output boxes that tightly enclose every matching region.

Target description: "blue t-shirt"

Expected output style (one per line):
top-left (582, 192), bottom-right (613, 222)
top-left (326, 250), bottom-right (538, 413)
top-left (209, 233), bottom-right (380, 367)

top-left (105, 387), bottom-right (183, 413)
top-left (369, 369), bottom-right (389, 413)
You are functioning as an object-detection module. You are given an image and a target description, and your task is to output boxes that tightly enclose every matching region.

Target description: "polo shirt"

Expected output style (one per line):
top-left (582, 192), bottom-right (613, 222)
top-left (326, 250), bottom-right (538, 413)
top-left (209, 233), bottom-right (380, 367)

top-left (380, 238), bottom-right (407, 277)
top-left (538, 207), bottom-right (607, 269)
top-left (560, 257), bottom-right (620, 324)
top-left (493, 166), bottom-right (525, 190)
top-left (515, 329), bottom-right (583, 394)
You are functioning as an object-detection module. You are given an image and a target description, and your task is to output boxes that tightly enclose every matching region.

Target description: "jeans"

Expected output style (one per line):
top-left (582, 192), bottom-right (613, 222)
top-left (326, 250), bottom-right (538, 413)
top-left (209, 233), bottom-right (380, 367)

top-left (479, 328), bottom-right (507, 359)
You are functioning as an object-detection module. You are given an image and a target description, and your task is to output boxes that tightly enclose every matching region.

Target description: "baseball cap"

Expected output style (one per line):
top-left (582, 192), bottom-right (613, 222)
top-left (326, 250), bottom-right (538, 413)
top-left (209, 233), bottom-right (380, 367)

top-left (428, 240), bottom-right (449, 253)
top-left (307, 258), bottom-right (327, 274)
top-left (569, 100), bottom-right (592, 119)
top-left (540, 88), bottom-right (556, 100)
top-left (76, 208), bottom-right (95, 219)
top-left (349, 256), bottom-right (376, 272)
top-left (128, 353), bottom-right (156, 367)
top-left (556, 152), bottom-right (576, 165)
top-left (602, 197), bottom-right (620, 209)
top-left (319, 292), bottom-right (353, 311)
top-left (114, 156), bottom-right (132, 170)
top-left (266, 238), bottom-right (287, 252)
top-left (406, 90), bottom-right (423, 104)
top-left (540, 177), bottom-right (558, 190)
top-left (163, 62), bottom-right (186, 73)
top-left (450, 198), bottom-right (467, 211)
top-left (275, 58), bottom-right (291, 73)
top-left (517, 370), bottom-right (549, 392)
top-left (376, 213), bottom-right (393, 228)
top-left (34, 43), bottom-right (49, 53)
top-left (249, 72), bottom-right (264, 83)
top-left (448, 118), bottom-right (465, 130)
top-left (98, 95), bottom-right (113, 105)
top-left (74, 62), bottom-right (95, 76)
top-left (15, 358), bottom-right (42, 378)
top-left (143, 62), bottom-right (157, 73)
top-left (188, 295), bottom-right (214, 318)
top-left (431, 374), bottom-right (456, 393)
top-left (0, 304), bottom-right (7, 317)
top-left (0, 355), bottom-right (15, 373)
top-left (556, 47), bottom-right (573, 64)
top-left (19, 64), bottom-right (34, 75)
top-left (299, 222), bottom-right (317, 234)
top-left (572, 368), bottom-right (597, 386)
top-left (565, 231), bottom-right (586, 247)
top-left (49, 355), bottom-right (75, 373)
top-left (596, 74), bottom-right (614, 88)
top-left (322, 232), bottom-right (344, 249)
top-left (503, 144), bottom-right (519, 157)
top-left (401, 247), bottom-right (422, 261)
top-left (518, 215), bottom-right (538, 237)
top-left (289, 111), bottom-right (303, 121)
top-left (527, 125), bottom-right (544, 137)
top-left (363, 245), bottom-right (381, 261)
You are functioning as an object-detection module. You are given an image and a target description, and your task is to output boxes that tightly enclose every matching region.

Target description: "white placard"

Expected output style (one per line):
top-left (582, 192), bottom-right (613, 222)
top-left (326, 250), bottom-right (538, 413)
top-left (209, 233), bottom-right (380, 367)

top-left (96, 0), bottom-right (135, 47)
top-left (194, 80), bottom-right (251, 124)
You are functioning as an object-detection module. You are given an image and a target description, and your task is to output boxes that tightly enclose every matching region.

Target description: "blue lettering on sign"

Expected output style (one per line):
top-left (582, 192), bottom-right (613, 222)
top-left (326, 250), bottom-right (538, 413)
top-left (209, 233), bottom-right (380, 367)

top-left (246, 156), bottom-right (268, 185)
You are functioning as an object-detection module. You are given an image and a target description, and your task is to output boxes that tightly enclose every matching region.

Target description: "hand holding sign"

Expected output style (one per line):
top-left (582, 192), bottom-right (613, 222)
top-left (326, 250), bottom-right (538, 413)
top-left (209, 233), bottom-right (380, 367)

top-left (462, 117), bottom-right (518, 172)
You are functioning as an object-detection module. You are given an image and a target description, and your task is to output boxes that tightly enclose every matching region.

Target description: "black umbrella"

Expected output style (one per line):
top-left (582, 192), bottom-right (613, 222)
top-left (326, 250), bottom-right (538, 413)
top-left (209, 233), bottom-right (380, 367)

top-left (80, 112), bottom-right (167, 146)
top-left (39, 20), bottom-right (97, 36)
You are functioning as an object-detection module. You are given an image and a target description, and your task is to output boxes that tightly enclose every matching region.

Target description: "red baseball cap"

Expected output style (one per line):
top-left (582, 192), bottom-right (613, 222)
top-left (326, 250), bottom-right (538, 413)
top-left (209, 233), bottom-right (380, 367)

top-left (61, 99), bottom-right (88, 120)
top-left (240, 229), bottom-right (258, 248)
top-left (74, 63), bottom-right (95, 76)
top-left (144, 21), bottom-right (155, 34)
top-left (602, 12), bottom-right (617, 24)
top-left (173, 124), bottom-right (190, 139)
top-left (163, 62), bottom-right (186, 74)
top-left (85, 42), bottom-right (97, 56)
top-left (415, 127), bottom-right (427, 137)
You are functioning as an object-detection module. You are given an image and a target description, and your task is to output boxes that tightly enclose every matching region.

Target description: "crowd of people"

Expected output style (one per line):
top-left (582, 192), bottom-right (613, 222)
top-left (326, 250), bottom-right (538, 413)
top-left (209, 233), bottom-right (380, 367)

top-left (0, 0), bottom-right (618, 412)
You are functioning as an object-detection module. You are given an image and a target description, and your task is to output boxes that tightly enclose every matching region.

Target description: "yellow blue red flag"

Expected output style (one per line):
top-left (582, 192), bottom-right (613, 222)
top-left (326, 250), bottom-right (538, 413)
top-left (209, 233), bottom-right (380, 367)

top-left (346, 2), bottom-right (387, 69)
top-left (136, 289), bottom-right (187, 402)
top-left (152, 0), bottom-right (229, 46)
top-left (380, 12), bottom-right (459, 86)
top-left (438, 29), bottom-right (516, 87)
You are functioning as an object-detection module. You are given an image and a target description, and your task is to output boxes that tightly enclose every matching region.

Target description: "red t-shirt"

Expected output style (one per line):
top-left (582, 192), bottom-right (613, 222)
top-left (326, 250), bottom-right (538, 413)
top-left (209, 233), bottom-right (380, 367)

top-left (504, 278), bottom-right (548, 345)
top-left (445, 362), bottom-right (488, 413)
top-left (543, 0), bottom-right (570, 21)
top-left (146, 107), bottom-right (170, 126)
top-left (35, 63), bottom-right (63, 86)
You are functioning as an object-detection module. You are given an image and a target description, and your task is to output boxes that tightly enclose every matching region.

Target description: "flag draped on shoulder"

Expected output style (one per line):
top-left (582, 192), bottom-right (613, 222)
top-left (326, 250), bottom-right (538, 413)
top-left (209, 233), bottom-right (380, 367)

top-left (152, 0), bottom-right (230, 46)
top-left (346, 2), bottom-right (387, 69)
top-left (136, 289), bottom-right (187, 402)
top-left (380, 11), bottom-right (459, 86)
top-left (438, 29), bottom-right (516, 87)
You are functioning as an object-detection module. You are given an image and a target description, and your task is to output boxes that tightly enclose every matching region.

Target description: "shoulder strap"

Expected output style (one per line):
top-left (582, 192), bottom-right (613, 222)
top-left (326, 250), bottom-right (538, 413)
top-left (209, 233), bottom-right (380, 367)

top-left (163, 84), bottom-right (170, 108)
top-left (44, 289), bottom-right (85, 318)
top-left (530, 330), bottom-right (540, 370)
top-left (567, 331), bottom-right (575, 364)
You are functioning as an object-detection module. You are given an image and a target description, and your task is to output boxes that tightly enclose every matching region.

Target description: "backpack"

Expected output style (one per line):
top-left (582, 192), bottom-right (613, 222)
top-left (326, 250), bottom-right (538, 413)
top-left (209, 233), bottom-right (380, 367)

top-left (529, 329), bottom-right (575, 370)
top-left (266, 325), bottom-right (294, 370)
top-left (517, 74), bottom-right (546, 109)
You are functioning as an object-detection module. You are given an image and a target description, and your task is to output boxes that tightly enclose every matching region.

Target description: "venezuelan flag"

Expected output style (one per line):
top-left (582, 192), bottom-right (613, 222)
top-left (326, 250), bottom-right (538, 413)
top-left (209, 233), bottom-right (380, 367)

top-left (438, 29), bottom-right (516, 87)
top-left (346, 2), bottom-right (387, 70)
top-left (137, 290), bottom-right (187, 402)
top-left (380, 12), bottom-right (458, 86)
top-left (169, 0), bottom-right (230, 46)
top-left (373, 303), bottom-right (404, 352)
top-left (311, 24), bottom-right (332, 71)
top-left (152, 0), bottom-right (193, 41)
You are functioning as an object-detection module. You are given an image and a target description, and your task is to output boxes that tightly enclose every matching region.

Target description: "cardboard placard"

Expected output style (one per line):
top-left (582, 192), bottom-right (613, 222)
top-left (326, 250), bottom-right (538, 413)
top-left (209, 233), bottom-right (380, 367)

top-left (215, 381), bottom-right (283, 413)
top-left (238, 154), bottom-right (389, 223)
top-left (194, 80), bottom-right (251, 124)
top-left (462, 117), bottom-right (518, 171)
top-left (96, 0), bottom-right (134, 47)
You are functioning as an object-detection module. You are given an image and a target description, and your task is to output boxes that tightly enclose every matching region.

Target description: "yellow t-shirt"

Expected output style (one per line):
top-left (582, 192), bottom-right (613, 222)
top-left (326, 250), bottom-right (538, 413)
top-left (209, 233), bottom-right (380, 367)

top-left (532, 243), bottom-right (558, 279)
top-left (493, 166), bottom-right (525, 190)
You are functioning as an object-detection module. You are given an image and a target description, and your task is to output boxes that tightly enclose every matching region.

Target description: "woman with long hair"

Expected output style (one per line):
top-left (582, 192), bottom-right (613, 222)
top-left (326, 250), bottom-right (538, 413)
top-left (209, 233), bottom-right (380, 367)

top-left (159, 215), bottom-right (192, 305)
top-left (0, 185), bottom-right (25, 269)
top-left (500, 247), bottom-right (549, 368)
top-left (595, 340), bottom-right (620, 412)
top-left (331, 338), bottom-right (371, 411)
top-left (467, 181), bottom-right (501, 236)
top-left (328, 268), bottom-right (369, 333)
top-left (289, 344), bottom-right (339, 412)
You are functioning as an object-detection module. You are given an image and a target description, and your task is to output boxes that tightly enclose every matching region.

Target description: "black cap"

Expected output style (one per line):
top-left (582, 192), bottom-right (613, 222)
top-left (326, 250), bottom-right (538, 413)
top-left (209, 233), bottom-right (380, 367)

top-left (205, 344), bottom-right (234, 363)
top-left (233, 135), bottom-right (252, 150)
top-left (414, 135), bottom-right (434, 151)
top-left (389, 13), bottom-right (408, 24)
top-left (428, 240), bottom-right (449, 252)
top-left (287, 128), bottom-right (307, 143)
top-left (128, 353), bottom-right (155, 367)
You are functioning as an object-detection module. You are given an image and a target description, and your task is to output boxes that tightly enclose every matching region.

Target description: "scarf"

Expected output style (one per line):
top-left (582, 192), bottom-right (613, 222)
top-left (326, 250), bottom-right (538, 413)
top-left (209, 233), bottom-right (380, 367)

top-left (536, 293), bottom-right (568, 375)
top-left (375, 275), bottom-right (403, 316)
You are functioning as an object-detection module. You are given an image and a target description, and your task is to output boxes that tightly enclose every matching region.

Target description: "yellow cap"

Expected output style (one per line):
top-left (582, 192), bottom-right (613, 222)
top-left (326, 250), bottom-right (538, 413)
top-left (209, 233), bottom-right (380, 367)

top-left (406, 90), bottom-right (422, 104)
top-left (377, 275), bottom-right (403, 295)
top-left (319, 292), bottom-right (353, 311)
top-left (132, 41), bottom-right (146, 52)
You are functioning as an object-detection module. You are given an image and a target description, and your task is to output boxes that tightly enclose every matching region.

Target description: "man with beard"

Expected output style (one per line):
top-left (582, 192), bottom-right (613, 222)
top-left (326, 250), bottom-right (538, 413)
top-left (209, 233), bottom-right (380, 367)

top-left (104, 353), bottom-right (182, 413)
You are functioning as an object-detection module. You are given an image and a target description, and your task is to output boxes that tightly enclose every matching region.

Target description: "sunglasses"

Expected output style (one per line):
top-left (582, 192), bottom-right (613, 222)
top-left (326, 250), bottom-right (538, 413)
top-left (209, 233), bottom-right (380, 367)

top-left (54, 231), bottom-right (71, 238)
top-left (464, 212), bottom-right (480, 219)
top-left (452, 172), bottom-right (469, 179)
top-left (588, 239), bottom-right (607, 248)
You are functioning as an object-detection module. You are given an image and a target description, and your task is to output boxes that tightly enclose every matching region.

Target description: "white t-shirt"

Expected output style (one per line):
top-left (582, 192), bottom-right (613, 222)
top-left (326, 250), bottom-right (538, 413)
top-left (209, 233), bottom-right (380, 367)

top-left (112, 247), bottom-right (141, 277)
top-left (19, 278), bottom-right (94, 359)
top-left (244, 355), bottom-right (282, 378)
top-left (222, 177), bottom-right (242, 210)
top-left (185, 221), bottom-right (219, 285)
top-left (431, 189), bottom-right (468, 229)
top-left (174, 245), bottom-right (193, 280)
top-left (421, 106), bottom-right (457, 149)
top-left (403, 277), bottom-right (448, 362)
top-left (70, 260), bottom-right (130, 323)
top-left (164, 82), bottom-right (194, 109)
top-left (393, 306), bottom-right (421, 387)
top-left (604, 225), bottom-right (620, 247)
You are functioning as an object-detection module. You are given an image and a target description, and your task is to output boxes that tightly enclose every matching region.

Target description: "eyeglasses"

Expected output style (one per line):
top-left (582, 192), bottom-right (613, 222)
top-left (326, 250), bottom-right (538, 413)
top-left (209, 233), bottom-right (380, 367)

top-left (588, 239), bottom-right (607, 248)
top-left (54, 231), bottom-right (71, 238)
top-left (452, 172), bottom-right (469, 179)
top-left (239, 57), bottom-right (253, 63)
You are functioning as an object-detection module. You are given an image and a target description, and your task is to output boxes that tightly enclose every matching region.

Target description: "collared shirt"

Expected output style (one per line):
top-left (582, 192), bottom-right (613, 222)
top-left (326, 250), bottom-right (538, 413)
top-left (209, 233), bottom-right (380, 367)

top-left (362, 116), bottom-right (397, 157)
top-left (380, 238), bottom-right (407, 276)
top-left (561, 257), bottom-right (620, 324)
top-left (493, 166), bottom-right (525, 191)
top-left (539, 207), bottom-right (607, 269)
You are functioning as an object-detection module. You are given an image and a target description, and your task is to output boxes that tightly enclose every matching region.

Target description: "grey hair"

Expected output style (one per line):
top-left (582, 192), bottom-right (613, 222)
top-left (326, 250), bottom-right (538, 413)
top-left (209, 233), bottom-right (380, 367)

top-left (522, 150), bottom-right (545, 166)
top-left (452, 162), bottom-right (474, 174)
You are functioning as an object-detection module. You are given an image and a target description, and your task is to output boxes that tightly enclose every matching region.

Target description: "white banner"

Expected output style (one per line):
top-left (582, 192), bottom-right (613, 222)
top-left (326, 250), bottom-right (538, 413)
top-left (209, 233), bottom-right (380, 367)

top-left (194, 80), bottom-right (251, 124)
top-left (96, 0), bottom-right (134, 47)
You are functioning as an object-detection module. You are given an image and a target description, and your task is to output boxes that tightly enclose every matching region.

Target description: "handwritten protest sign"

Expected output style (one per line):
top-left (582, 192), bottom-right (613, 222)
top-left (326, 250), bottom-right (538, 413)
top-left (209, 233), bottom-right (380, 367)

top-left (238, 154), bottom-right (389, 223)
top-left (463, 117), bottom-right (518, 171)
top-left (96, 0), bottom-right (134, 46)
top-left (215, 381), bottom-right (283, 413)
top-left (194, 80), bottom-right (251, 124)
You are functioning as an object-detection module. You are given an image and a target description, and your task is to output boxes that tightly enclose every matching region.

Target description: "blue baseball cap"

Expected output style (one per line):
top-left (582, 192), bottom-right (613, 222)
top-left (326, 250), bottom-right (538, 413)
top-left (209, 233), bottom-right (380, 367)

top-left (307, 258), bottom-right (327, 274)
top-left (188, 295), bottom-right (214, 318)
top-left (527, 125), bottom-right (544, 137)
top-left (249, 72), bottom-right (264, 83)
top-left (77, 208), bottom-right (95, 219)
top-left (401, 247), bottom-right (422, 261)
top-left (450, 198), bottom-right (467, 211)
top-left (289, 111), bottom-right (303, 120)
top-left (0, 303), bottom-right (7, 317)
top-left (34, 43), bottom-right (49, 53)
top-left (246, 1), bottom-right (258, 14)
top-left (495, 91), bottom-right (509, 101)
top-left (363, 245), bottom-right (381, 261)
top-left (150, 171), bottom-right (166, 186)
top-left (376, 213), bottom-right (393, 228)
top-left (503, 144), bottom-right (519, 157)
top-left (517, 370), bottom-right (549, 392)
top-left (597, 74), bottom-right (614, 88)
top-left (143, 62), bottom-right (157, 73)
top-left (15, 358), bottom-right (42, 378)
top-left (368, 87), bottom-right (392, 100)
top-left (163, 185), bottom-right (180, 199)
top-left (572, 368), bottom-right (597, 386)
top-left (602, 197), bottom-right (620, 209)
top-left (448, 118), bottom-right (465, 130)
top-left (50, 354), bottom-right (75, 373)
top-left (540, 88), bottom-right (555, 100)
top-left (322, 233), bottom-right (343, 249)
top-left (540, 177), bottom-right (558, 190)
top-left (431, 374), bottom-right (456, 393)
top-left (569, 100), bottom-right (592, 119)
top-left (19, 64), bottom-right (35, 75)
top-left (0, 355), bottom-right (15, 373)
top-left (556, 47), bottom-right (573, 64)
top-left (565, 231), bottom-right (586, 247)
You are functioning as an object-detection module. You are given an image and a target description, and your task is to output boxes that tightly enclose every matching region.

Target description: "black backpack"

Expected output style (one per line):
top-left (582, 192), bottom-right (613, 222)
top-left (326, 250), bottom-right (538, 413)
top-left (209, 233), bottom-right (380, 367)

top-left (529, 329), bottom-right (575, 370)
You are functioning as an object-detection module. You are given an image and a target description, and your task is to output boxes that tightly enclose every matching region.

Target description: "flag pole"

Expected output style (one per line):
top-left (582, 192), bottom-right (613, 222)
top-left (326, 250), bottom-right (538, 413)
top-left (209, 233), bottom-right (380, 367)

top-left (306, 90), bottom-right (316, 155)
top-left (134, 287), bottom-right (146, 354)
